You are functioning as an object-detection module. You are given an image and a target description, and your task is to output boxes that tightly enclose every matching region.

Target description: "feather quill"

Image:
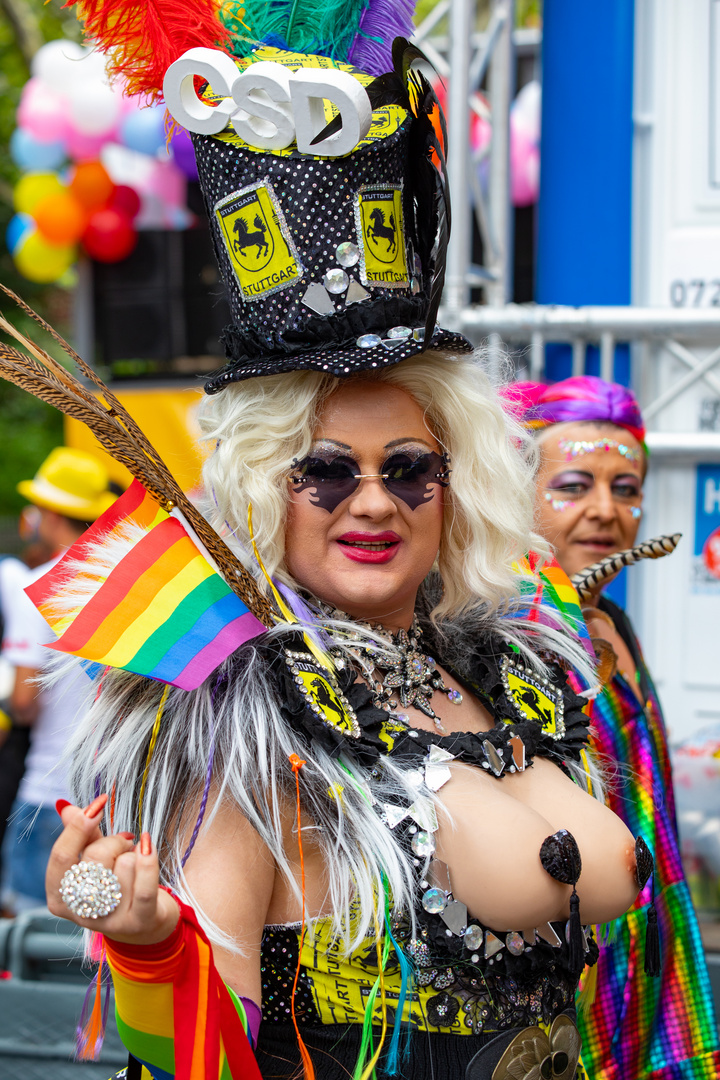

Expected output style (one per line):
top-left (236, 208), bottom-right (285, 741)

top-left (66, 0), bottom-right (237, 100)
top-left (0, 285), bottom-right (275, 626)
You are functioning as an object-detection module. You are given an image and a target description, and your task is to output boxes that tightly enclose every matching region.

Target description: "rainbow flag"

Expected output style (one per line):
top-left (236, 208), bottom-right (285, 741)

top-left (514, 552), bottom-right (595, 662)
top-left (26, 479), bottom-right (267, 691)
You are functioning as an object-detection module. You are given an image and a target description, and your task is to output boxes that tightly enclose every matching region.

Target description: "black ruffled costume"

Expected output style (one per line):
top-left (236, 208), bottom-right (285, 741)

top-left (251, 622), bottom-right (597, 1080)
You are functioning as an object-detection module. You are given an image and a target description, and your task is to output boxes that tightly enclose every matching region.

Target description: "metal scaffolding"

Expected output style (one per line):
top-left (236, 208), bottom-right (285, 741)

top-left (414, 0), bottom-right (720, 451)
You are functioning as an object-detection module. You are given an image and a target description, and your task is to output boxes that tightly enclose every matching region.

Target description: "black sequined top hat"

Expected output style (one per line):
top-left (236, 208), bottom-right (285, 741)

top-left (161, 36), bottom-right (472, 392)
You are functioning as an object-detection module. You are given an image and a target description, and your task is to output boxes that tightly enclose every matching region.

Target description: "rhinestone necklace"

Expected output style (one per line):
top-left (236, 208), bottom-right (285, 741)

top-left (320, 607), bottom-right (463, 732)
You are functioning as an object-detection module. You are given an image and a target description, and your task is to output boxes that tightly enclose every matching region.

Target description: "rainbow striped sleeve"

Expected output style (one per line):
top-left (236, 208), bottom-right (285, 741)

top-left (104, 901), bottom-right (261, 1080)
top-left (25, 479), bottom-right (266, 691)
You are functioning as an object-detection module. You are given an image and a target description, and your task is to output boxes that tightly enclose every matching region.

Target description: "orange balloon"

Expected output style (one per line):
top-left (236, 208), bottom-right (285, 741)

top-left (69, 160), bottom-right (115, 212)
top-left (34, 191), bottom-right (87, 245)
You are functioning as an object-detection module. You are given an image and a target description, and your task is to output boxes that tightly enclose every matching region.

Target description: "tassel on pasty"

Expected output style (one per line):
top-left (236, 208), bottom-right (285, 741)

top-left (539, 829), bottom-right (585, 976)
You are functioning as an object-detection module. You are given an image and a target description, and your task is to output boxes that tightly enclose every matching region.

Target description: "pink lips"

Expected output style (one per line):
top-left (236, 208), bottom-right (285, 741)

top-left (336, 531), bottom-right (401, 564)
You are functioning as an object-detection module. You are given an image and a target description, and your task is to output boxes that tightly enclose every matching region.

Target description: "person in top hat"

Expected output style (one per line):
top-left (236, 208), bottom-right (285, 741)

top-left (0, 447), bottom-right (117, 913)
top-left (21, 3), bottom-right (649, 1077)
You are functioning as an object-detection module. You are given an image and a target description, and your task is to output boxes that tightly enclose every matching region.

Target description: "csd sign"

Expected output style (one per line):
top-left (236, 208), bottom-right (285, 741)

top-left (163, 48), bottom-right (372, 157)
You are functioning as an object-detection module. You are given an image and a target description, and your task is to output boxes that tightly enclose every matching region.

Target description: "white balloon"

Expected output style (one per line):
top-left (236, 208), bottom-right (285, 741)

top-left (69, 80), bottom-right (121, 136)
top-left (31, 39), bottom-right (86, 93)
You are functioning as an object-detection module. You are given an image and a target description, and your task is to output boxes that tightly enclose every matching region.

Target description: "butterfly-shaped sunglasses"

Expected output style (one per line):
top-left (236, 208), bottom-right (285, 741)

top-left (288, 449), bottom-right (451, 513)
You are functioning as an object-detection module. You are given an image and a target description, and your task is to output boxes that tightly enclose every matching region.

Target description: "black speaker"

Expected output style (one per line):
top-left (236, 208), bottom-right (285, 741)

top-left (91, 191), bottom-right (231, 381)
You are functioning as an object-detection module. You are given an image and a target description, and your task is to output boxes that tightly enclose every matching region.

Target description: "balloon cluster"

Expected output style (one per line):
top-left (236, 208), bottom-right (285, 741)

top-left (8, 40), bottom-right (199, 284)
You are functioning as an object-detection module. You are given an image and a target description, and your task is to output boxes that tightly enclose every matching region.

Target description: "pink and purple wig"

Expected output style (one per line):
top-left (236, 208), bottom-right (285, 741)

top-left (504, 375), bottom-right (646, 447)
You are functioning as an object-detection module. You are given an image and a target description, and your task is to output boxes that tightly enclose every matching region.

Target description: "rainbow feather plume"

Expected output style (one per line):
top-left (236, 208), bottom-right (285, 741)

top-left (235, 0), bottom-right (415, 72)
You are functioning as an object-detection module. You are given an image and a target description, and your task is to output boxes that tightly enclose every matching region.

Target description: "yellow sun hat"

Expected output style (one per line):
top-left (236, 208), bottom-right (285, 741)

top-left (17, 447), bottom-right (117, 521)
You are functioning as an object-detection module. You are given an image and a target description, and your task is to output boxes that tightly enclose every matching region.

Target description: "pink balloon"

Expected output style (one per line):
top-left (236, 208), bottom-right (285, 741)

top-left (17, 78), bottom-right (69, 144)
top-left (510, 124), bottom-right (540, 207)
top-left (65, 123), bottom-right (113, 163)
top-left (146, 160), bottom-right (185, 208)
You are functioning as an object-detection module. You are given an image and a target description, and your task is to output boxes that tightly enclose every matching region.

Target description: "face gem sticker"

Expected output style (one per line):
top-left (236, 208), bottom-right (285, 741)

top-left (214, 180), bottom-right (303, 301)
top-left (355, 184), bottom-right (409, 288)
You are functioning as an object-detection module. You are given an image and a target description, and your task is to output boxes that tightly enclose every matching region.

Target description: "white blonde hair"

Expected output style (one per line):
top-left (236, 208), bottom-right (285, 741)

top-left (61, 351), bottom-right (600, 957)
top-left (200, 350), bottom-right (551, 620)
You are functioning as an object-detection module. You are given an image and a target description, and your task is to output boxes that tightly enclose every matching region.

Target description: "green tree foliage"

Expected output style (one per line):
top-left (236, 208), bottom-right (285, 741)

top-left (0, 1), bottom-right (81, 519)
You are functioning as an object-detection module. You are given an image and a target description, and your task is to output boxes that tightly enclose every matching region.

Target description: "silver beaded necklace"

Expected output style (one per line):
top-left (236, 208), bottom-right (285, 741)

top-left (321, 608), bottom-right (463, 733)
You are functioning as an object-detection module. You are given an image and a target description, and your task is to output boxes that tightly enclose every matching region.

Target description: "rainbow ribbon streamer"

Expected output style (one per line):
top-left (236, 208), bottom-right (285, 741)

top-left (26, 479), bottom-right (266, 691)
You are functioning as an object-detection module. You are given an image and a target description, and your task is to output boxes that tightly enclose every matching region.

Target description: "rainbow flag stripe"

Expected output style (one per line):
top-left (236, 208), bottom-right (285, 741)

top-left (514, 553), bottom-right (594, 662)
top-left (26, 479), bottom-right (266, 691)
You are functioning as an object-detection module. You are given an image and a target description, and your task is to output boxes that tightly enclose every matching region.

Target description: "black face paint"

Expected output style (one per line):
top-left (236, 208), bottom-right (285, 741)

top-left (289, 449), bottom-right (450, 514)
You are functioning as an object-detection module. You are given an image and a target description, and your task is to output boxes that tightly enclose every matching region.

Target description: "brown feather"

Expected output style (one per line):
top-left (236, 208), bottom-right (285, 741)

top-left (0, 292), bottom-right (275, 625)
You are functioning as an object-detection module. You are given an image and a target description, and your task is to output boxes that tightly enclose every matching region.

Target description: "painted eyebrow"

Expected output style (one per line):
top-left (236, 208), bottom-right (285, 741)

top-left (384, 437), bottom-right (434, 449)
top-left (309, 439), bottom-right (352, 450)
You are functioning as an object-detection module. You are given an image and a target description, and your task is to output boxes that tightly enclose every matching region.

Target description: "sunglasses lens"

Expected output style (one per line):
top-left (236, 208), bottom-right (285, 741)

top-left (290, 455), bottom-right (360, 513)
top-left (384, 451), bottom-right (449, 509)
top-left (290, 450), bottom-right (449, 513)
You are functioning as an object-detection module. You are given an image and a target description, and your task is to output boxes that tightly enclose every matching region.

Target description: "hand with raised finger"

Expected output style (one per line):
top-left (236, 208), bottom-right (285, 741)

top-left (46, 794), bottom-right (179, 945)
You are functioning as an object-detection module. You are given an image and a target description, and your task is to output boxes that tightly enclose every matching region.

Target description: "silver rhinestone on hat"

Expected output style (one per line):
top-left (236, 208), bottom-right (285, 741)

top-left (357, 334), bottom-right (382, 349)
top-left (387, 325), bottom-right (412, 339)
top-left (336, 242), bottom-right (359, 267)
top-left (324, 268), bottom-right (349, 294)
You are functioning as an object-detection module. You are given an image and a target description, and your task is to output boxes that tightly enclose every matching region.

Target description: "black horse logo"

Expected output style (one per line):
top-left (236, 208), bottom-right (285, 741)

top-left (367, 208), bottom-right (397, 256)
top-left (308, 676), bottom-right (347, 728)
top-left (516, 685), bottom-right (554, 729)
top-left (233, 213), bottom-right (269, 259)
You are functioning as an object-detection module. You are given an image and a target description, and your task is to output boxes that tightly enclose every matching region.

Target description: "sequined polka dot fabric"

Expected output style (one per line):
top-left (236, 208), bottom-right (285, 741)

top-left (192, 110), bottom-right (472, 391)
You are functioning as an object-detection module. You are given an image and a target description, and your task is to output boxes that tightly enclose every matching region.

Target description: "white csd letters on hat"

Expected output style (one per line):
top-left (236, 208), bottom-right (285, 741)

top-left (163, 48), bottom-right (372, 157)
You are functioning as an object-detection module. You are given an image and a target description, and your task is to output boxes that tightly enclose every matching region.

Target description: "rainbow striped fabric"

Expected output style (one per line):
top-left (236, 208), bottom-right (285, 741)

top-left (104, 899), bottom-right (261, 1080)
top-left (571, 615), bottom-right (720, 1079)
top-left (26, 479), bottom-right (266, 691)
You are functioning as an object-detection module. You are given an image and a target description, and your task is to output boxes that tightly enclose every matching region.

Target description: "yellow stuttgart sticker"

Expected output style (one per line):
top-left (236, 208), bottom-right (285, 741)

top-left (355, 185), bottom-right (408, 288)
top-left (214, 180), bottom-right (303, 301)
top-left (285, 650), bottom-right (361, 740)
top-left (506, 672), bottom-right (558, 734)
top-left (296, 670), bottom-right (360, 738)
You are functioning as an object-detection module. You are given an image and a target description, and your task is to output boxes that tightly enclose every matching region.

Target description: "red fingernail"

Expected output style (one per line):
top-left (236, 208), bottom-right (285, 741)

top-left (140, 832), bottom-right (151, 856)
top-left (55, 799), bottom-right (71, 816)
top-left (84, 793), bottom-right (108, 818)
top-left (118, 832), bottom-right (135, 840)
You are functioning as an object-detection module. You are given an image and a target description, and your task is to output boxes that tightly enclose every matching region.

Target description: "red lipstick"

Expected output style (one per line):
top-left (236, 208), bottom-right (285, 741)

top-left (336, 531), bottom-right (401, 564)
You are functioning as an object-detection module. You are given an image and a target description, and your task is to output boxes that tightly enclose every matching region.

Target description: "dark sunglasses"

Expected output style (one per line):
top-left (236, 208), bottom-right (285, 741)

top-left (288, 449), bottom-right (451, 513)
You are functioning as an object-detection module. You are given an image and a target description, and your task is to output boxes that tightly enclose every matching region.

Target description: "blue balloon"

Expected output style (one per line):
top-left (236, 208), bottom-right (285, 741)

top-left (119, 105), bottom-right (167, 157)
top-left (10, 128), bottom-right (66, 172)
top-left (6, 213), bottom-right (34, 255)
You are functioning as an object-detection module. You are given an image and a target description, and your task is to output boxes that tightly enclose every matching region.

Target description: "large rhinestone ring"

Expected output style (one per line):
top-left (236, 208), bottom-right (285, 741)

top-left (59, 860), bottom-right (122, 919)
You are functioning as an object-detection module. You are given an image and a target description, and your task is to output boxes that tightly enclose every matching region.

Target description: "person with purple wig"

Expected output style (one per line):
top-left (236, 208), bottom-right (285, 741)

top-left (518, 375), bottom-right (720, 1080)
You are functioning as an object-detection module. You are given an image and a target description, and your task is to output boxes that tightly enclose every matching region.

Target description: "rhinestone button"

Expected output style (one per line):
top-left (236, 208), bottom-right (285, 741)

top-left (336, 241), bottom-right (360, 267)
top-left (506, 931), bottom-right (525, 956)
top-left (411, 830), bottom-right (436, 857)
top-left (464, 925), bottom-right (483, 951)
top-left (421, 888), bottom-right (447, 914)
top-left (357, 334), bottom-right (382, 349)
top-left (324, 268), bottom-right (349, 294)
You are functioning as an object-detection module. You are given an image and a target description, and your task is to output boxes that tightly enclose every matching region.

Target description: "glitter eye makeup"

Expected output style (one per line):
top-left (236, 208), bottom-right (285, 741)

top-left (544, 492), bottom-right (576, 512)
top-left (557, 437), bottom-right (642, 464)
top-left (545, 471), bottom-right (594, 495)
